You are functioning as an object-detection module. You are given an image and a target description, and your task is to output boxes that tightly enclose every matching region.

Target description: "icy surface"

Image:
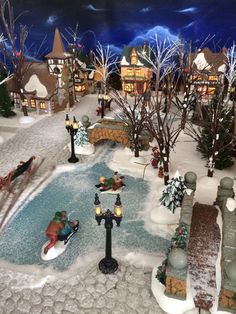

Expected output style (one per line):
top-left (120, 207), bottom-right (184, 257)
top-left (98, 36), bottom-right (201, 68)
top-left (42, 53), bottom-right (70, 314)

top-left (0, 148), bottom-right (169, 271)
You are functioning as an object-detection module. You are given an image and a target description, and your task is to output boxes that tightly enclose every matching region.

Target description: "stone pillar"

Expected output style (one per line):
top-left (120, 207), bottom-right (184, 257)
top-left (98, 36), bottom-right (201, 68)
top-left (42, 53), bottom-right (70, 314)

top-left (215, 177), bottom-right (234, 208)
top-left (184, 171), bottom-right (197, 191)
top-left (217, 177), bottom-right (236, 313)
top-left (165, 248), bottom-right (188, 300)
top-left (180, 172), bottom-right (197, 229)
top-left (219, 260), bottom-right (236, 313)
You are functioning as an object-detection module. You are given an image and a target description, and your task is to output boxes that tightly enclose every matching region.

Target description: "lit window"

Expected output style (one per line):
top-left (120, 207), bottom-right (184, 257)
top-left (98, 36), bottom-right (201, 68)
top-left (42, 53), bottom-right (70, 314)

top-left (135, 69), bottom-right (141, 76)
top-left (75, 84), bottom-right (85, 92)
top-left (48, 59), bottom-right (53, 64)
top-left (192, 75), bottom-right (203, 81)
top-left (208, 75), bottom-right (218, 81)
top-left (30, 99), bottom-right (36, 108)
top-left (23, 99), bottom-right (28, 106)
top-left (207, 87), bottom-right (216, 95)
top-left (196, 86), bottom-right (203, 92)
top-left (124, 83), bottom-right (134, 92)
top-left (127, 69), bottom-right (133, 76)
top-left (39, 101), bottom-right (46, 109)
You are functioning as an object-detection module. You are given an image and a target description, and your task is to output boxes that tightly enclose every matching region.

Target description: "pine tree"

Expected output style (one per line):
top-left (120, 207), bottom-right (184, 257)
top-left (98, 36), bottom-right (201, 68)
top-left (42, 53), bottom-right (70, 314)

top-left (197, 93), bottom-right (234, 170)
top-left (160, 171), bottom-right (186, 213)
top-left (74, 122), bottom-right (89, 147)
top-left (0, 72), bottom-right (16, 118)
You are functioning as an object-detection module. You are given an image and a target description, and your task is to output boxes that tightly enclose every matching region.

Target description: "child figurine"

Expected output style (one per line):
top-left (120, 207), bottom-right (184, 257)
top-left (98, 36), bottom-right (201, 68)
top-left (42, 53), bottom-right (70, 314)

top-left (151, 147), bottom-right (160, 169)
top-left (44, 212), bottom-right (64, 254)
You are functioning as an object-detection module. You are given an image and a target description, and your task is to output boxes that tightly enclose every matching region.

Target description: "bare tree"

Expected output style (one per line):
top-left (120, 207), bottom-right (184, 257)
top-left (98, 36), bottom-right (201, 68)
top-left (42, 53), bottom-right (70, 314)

top-left (111, 89), bottom-right (150, 157)
top-left (136, 36), bottom-right (186, 184)
top-left (0, 0), bottom-right (46, 116)
top-left (92, 41), bottom-right (119, 95)
top-left (224, 43), bottom-right (236, 136)
top-left (224, 43), bottom-right (236, 100)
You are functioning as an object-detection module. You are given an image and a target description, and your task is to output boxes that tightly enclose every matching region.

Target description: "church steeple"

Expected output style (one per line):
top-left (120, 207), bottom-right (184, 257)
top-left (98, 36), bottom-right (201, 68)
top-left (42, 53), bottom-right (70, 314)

top-left (45, 28), bottom-right (68, 59)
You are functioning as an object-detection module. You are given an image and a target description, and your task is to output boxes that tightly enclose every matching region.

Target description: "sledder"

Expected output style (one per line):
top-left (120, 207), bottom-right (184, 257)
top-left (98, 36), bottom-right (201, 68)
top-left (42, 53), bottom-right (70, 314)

top-left (41, 211), bottom-right (79, 261)
top-left (95, 172), bottom-right (126, 192)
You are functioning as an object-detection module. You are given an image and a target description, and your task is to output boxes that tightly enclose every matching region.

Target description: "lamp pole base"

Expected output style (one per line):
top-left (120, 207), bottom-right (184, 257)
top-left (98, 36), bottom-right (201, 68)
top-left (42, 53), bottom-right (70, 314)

top-left (99, 257), bottom-right (118, 274)
top-left (68, 155), bottom-right (79, 163)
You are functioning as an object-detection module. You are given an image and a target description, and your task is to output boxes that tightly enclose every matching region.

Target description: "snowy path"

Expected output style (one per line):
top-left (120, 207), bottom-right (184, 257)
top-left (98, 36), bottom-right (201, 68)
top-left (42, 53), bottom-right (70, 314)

top-left (188, 202), bottom-right (221, 310)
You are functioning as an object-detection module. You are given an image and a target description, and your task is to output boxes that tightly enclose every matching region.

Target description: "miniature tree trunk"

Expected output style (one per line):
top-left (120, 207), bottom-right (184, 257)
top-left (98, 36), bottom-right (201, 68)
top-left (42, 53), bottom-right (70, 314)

top-left (133, 135), bottom-right (140, 158)
top-left (163, 160), bottom-right (169, 185)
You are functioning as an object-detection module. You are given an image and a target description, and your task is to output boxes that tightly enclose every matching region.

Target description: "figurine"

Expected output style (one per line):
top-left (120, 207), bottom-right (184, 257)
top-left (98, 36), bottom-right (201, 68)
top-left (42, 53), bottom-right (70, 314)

top-left (43, 211), bottom-right (79, 256)
top-left (44, 212), bottom-right (65, 255)
top-left (158, 166), bottom-right (164, 178)
top-left (95, 172), bottom-right (126, 192)
top-left (0, 156), bottom-right (36, 192)
top-left (151, 147), bottom-right (160, 169)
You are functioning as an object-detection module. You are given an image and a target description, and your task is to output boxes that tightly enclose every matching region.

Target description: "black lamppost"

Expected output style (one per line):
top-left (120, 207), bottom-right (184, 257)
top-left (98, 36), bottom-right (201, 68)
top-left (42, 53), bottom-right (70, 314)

top-left (94, 193), bottom-right (123, 274)
top-left (65, 114), bottom-right (79, 163)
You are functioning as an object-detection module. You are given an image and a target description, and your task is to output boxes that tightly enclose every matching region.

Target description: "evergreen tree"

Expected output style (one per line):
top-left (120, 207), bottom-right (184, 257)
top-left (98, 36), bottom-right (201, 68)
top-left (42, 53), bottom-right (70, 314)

top-left (197, 93), bottom-right (234, 170)
top-left (74, 122), bottom-right (89, 146)
top-left (0, 72), bottom-right (15, 118)
top-left (160, 171), bottom-right (186, 213)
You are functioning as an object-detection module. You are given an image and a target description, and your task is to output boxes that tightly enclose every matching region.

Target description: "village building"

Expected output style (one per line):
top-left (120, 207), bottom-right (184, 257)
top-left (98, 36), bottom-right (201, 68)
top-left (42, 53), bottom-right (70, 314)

top-left (8, 28), bottom-right (75, 114)
top-left (187, 47), bottom-right (228, 100)
top-left (120, 44), bottom-right (153, 96)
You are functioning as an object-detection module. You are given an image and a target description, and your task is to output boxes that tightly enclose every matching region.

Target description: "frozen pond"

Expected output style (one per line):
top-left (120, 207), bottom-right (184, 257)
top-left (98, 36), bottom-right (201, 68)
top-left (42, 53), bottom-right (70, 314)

top-left (0, 149), bottom-right (169, 271)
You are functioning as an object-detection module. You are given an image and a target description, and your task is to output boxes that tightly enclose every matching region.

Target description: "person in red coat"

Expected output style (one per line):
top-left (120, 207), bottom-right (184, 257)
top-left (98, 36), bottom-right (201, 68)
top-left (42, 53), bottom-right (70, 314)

top-left (44, 212), bottom-right (64, 254)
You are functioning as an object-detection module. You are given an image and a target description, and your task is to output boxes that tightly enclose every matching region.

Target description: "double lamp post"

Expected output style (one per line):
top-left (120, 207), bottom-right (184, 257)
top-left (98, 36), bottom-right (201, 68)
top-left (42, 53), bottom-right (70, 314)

top-left (65, 114), bottom-right (79, 163)
top-left (94, 193), bottom-right (123, 274)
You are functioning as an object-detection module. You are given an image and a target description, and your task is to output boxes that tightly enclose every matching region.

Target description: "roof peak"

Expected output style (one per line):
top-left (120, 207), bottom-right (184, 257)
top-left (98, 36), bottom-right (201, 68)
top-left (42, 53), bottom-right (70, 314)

top-left (52, 28), bottom-right (65, 54)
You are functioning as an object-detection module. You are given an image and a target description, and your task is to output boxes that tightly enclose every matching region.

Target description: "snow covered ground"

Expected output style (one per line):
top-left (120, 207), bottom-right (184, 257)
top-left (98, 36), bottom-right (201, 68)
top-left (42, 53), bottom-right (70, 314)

top-left (106, 131), bottom-right (235, 314)
top-left (0, 94), bottom-right (235, 313)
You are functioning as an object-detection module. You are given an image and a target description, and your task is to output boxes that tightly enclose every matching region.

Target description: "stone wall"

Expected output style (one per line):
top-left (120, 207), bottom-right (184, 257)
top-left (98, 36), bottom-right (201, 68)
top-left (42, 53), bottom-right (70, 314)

top-left (216, 177), bottom-right (236, 314)
top-left (165, 276), bottom-right (187, 299)
top-left (164, 172), bottom-right (197, 300)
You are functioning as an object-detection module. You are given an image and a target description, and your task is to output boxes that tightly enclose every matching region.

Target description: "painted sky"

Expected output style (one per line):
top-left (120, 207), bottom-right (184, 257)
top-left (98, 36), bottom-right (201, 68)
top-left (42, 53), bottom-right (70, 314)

top-left (12, 0), bottom-right (236, 54)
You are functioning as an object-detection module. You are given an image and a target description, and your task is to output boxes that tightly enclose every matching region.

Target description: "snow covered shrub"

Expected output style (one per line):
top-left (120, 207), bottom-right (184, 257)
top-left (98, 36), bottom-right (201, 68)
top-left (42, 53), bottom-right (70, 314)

top-left (74, 121), bottom-right (89, 147)
top-left (160, 171), bottom-right (186, 213)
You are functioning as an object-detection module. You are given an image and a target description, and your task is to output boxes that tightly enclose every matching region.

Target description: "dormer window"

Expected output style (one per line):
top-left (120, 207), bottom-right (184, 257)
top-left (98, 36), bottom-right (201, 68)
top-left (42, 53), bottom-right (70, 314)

top-left (130, 48), bottom-right (138, 65)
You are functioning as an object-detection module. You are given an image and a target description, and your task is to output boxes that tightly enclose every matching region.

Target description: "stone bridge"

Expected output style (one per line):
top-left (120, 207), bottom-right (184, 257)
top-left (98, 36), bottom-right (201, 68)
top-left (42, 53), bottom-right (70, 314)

top-left (87, 118), bottom-right (130, 146)
top-left (87, 118), bottom-right (151, 149)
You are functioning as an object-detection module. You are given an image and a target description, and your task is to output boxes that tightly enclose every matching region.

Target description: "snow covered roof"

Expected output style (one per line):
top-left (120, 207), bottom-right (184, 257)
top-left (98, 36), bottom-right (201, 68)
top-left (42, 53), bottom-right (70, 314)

top-left (121, 45), bottom-right (152, 68)
top-left (189, 47), bottom-right (228, 74)
top-left (19, 62), bottom-right (57, 98)
top-left (45, 28), bottom-right (72, 59)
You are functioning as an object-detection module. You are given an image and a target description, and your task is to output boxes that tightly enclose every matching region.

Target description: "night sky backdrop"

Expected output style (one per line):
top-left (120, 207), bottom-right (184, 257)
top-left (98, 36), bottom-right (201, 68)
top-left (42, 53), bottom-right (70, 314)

top-left (12, 0), bottom-right (236, 55)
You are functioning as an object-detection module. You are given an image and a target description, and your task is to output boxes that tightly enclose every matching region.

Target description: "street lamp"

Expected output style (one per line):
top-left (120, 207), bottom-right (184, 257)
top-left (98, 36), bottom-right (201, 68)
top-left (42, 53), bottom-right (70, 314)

top-left (65, 114), bottom-right (79, 163)
top-left (94, 193), bottom-right (123, 274)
